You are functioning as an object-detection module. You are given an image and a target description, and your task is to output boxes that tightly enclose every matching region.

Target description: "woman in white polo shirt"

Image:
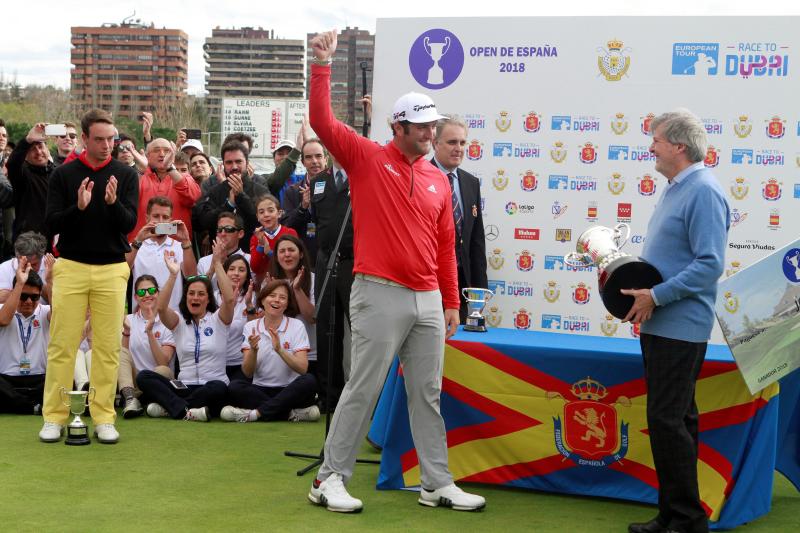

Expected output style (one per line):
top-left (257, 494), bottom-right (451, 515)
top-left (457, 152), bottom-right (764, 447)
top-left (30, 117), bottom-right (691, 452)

top-left (217, 253), bottom-right (258, 382)
top-left (136, 243), bottom-right (235, 421)
top-left (220, 279), bottom-right (318, 423)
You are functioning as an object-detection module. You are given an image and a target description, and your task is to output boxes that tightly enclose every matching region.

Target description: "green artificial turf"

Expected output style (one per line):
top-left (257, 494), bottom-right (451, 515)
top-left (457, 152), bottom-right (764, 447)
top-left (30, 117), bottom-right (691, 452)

top-left (0, 414), bottom-right (796, 532)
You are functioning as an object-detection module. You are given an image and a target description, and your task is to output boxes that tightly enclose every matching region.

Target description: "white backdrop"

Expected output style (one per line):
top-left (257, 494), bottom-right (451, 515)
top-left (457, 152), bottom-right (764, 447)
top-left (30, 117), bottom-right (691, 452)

top-left (371, 17), bottom-right (799, 344)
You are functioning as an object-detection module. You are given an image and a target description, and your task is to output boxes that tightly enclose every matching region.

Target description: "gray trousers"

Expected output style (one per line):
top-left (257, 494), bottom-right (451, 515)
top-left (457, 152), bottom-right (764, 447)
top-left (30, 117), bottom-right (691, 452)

top-left (318, 276), bottom-right (453, 489)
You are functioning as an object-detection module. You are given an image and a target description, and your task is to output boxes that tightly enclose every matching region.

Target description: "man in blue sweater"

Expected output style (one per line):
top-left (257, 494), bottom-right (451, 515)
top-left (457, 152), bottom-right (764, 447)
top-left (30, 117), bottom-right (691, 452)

top-left (621, 110), bottom-right (730, 533)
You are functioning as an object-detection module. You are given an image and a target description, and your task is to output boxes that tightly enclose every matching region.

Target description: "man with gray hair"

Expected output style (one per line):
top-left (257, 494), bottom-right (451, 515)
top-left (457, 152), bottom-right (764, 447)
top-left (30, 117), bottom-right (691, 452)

top-left (622, 109), bottom-right (729, 533)
top-left (0, 232), bottom-right (50, 304)
top-left (431, 116), bottom-right (487, 322)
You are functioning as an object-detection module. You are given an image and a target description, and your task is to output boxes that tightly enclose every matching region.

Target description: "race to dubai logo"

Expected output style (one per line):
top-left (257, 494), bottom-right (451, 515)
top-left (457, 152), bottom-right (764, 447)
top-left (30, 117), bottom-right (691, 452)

top-left (723, 291), bottom-right (739, 313)
top-left (730, 177), bottom-right (749, 200)
top-left (611, 113), bottom-right (628, 135)
top-left (485, 305), bottom-right (502, 328)
top-left (492, 169), bottom-right (509, 191)
top-left (548, 377), bottom-right (631, 467)
top-left (637, 174), bottom-right (656, 196)
top-left (513, 308), bottom-right (532, 330)
top-left (523, 111), bottom-right (542, 133)
top-left (543, 281), bottom-right (561, 303)
top-left (704, 146), bottom-right (720, 168)
top-left (762, 178), bottom-right (782, 201)
top-left (488, 248), bottom-right (505, 270)
top-left (597, 39), bottom-right (631, 81)
top-left (520, 170), bottom-right (538, 191)
top-left (640, 113), bottom-right (655, 136)
top-left (733, 115), bottom-right (752, 138)
top-left (600, 314), bottom-right (619, 336)
top-left (766, 116), bottom-right (786, 139)
top-left (550, 141), bottom-right (567, 163)
top-left (466, 140), bottom-right (484, 161)
top-left (408, 29), bottom-right (465, 90)
top-left (579, 142), bottom-right (598, 164)
top-left (496, 111), bottom-right (512, 132)
top-left (607, 172), bottom-right (625, 195)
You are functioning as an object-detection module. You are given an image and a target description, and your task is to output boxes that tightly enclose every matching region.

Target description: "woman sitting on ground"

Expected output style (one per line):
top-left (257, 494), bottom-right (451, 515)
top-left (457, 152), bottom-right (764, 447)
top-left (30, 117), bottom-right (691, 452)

top-left (136, 242), bottom-right (234, 421)
top-left (217, 252), bottom-right (258, 382)
top-left (220, 279), bottom-right (318, 423)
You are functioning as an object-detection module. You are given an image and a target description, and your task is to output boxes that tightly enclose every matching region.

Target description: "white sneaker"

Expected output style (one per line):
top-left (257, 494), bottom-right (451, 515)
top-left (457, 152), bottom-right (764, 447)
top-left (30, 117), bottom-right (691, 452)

top-left (122, 397), bottom-right (144, 419)
top-left (39, 422), bottom-right (64, 443)
top-left (308, 473), bottom-right (363, 513)
top-left (221, 405), bottom-right (256, 423)
top-left (94, 423), bottom-right (119, 444)
top-left (146, 403), bottom-right (169, 418)
top-left (289, 405), bottom-right (321, 422)
top-left (184, 407), bottom-right (209, 422)
top-left (418, 484), bottom-right (485, 511)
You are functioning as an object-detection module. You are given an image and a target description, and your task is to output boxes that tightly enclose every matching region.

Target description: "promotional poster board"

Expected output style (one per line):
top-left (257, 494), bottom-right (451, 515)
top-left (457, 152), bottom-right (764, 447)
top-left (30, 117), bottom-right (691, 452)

top-left (372, 17), bottom-right (799, 343)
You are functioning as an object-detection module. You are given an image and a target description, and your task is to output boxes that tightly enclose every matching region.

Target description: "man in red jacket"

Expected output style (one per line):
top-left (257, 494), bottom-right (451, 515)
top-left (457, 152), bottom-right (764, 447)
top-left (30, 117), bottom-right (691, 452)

top-left (305, 29), bottom-right (485, 514)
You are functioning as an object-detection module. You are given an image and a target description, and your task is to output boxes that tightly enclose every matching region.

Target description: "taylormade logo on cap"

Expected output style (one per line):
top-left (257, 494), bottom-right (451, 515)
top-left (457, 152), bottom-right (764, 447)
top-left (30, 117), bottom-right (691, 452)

top-left (391, 92), bottom-right (447, 123)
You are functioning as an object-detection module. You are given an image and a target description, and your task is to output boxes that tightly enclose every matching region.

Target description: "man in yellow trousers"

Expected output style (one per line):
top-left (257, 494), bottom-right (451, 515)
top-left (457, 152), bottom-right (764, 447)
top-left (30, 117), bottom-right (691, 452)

top-left (40, 109), bottom-right (138, 444)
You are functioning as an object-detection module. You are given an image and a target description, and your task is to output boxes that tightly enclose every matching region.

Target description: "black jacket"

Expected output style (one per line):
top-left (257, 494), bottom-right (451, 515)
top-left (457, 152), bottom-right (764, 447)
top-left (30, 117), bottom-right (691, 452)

top-left (192, 175), bottom-right (268, 252)
top-left (7, 138), bottom-right (57, 239)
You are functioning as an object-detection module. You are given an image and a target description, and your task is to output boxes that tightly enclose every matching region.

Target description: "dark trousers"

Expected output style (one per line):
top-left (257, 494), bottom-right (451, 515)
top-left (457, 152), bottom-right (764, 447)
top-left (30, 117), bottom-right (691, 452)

top-left (0, 373), bottom-right (45, 414)
top-left (640, 333), bottom-right (709, 533)
top-left (228, 373), bottom-right (317, 421)
top-left (226, 364), bottom-right (250, 384)
top-left (314, 255), bottom-right (353, 411)
top-left (136, 370), bottom-right (227, 419)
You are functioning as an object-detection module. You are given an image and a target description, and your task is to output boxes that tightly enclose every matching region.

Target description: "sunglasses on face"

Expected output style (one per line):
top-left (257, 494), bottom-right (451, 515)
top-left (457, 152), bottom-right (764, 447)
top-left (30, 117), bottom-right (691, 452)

top-left (216, 225), bottom-right (240, 234)
top-left (135, 287), bottom-right (158, 297)
top-left (20, 293), bottom-right (41, 302)
top-left (58, 134), bottom-right (78, 139)
top-left (186, 275), bottom-right (209, 283)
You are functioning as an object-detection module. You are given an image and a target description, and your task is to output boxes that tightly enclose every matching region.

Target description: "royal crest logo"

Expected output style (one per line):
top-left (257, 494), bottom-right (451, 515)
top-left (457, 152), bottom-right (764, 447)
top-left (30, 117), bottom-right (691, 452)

top-left (730, 177), bottom-right (749, 200)
top-left (543, 281), bottom-right (561, 303)
top-left (486, 305), bottom-right (502, 328)
top-left (466, 140), bottom-right (483, 161)
top-left (725, 260), bottom-right (742, 277)
top-left (704, 146), bottom-right (720, 168)
top-left (520, 170), bottom-right (538, 191)
top-left (549, 377), bottom-right (630, 467)
top-left (630, 322), bottom-right (640, 338)
top-left (734, 115), bottom-right (752, 138)
top-left (600, 314), bottom-right (619, 337)
top-left (492, 169), bottom-right (509, 191)
top-left (523, 111), bottom-right (541, 133)
top-left (766, 116), bottom-right (786, 139)
top-left (579, 142), bottom-right (597, 164)
top-left (597, 39), bottom-right (631, 81)
top-left (723, 291), bottom-right (739, 313)
top-left (637, 174), bottom-right (656, 196)
top-left (516, 250), bottom-right (535, 272)
top-left (488, 248), bottom-right (505, 270)
top-left (496, 111), bottom-right (512, 132)
top-left (587, 201), bottom-right (598, 220)
top-left (552, 201), bottom-right (568, 219)
top-left (556, 228), bottom-right (572, 243)
top-left (640, 113), bottom-right (655, 136)
top-left (762, 178), bottom-right (782, 201)
top-left (513, 308), bottom-right (532, 330)
top-left (610, 112), bottom-right (628, 135)
top-left (550, 141), bottom-right (567, 163)
top-left (572, 282), bottom-right (590, 304)
top-left (607, 173), bottom-right (625, 195)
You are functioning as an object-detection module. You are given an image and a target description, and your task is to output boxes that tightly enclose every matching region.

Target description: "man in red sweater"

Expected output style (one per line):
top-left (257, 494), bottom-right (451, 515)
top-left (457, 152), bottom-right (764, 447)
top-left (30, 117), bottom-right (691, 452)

top-left (306, 29), bottom-right (484, 514)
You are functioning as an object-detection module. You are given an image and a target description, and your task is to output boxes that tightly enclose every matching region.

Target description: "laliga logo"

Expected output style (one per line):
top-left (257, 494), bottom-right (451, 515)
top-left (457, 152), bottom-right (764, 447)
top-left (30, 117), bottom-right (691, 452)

top-left (505, 201), bottom-right (518, 215)
top-left (598, 39), bottom-right (631, 81)
top-left (466, 140), bottom-right (483, 161)
top-left (762, 178), bottom-right (782, 201)
top-left (730, 177), bottom-right (749, 200)
top-left (408, 29), bottom-right (465, 89)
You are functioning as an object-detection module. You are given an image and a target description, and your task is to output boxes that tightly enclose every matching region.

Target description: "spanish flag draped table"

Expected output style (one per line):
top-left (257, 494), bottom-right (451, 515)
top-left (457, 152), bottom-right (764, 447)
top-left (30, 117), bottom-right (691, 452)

top-left (369, 328), bottom-right (799, 529)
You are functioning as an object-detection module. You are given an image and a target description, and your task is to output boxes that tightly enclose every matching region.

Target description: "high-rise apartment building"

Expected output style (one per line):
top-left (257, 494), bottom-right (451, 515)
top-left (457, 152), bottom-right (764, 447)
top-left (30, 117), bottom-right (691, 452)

top-left (306, 27), bottom-right (374, 129)
top-left (70, 20), bottom-right (188, 119)
top-left (204, 27), bottom-right (305, 120)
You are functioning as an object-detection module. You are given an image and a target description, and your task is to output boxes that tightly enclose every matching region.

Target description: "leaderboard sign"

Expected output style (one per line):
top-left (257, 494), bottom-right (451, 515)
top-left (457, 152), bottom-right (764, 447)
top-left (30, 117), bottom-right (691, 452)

top-left (222, 98), bottom-right (309, 158)
top-left (372, 17), bottom-right (799, 342)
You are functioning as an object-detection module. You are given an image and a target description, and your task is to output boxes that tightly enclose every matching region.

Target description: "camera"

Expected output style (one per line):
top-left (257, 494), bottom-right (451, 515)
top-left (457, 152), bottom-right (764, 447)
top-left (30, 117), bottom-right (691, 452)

top-left (154, 222), bottom-right (178, 235)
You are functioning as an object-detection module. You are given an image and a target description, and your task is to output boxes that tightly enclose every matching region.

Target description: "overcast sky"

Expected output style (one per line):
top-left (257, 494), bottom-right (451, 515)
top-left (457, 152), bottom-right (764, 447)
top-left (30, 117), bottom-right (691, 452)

top-left (2, 0), bottom-right (796, 94)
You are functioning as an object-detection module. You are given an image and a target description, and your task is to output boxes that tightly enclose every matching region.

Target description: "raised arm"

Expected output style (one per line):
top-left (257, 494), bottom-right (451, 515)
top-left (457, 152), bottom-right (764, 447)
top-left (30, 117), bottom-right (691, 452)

top-left (0, 257), bottom-right (30, 327)
top-left (158, 251), bottom-right (181, 330)
top-left (212, 240), bottom-right (235, 325)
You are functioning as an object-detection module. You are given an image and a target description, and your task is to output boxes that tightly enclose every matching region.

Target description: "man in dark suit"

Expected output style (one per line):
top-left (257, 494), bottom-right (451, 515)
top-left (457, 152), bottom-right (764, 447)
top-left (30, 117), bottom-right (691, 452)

top-left (431, 116), bottom-right (488, 322)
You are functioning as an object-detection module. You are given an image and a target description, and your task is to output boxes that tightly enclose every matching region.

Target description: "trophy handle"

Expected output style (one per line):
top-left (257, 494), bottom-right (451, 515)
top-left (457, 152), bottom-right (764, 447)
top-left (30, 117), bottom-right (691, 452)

top-left (564, 252), bottom-right (590, 268)
top-left (59, 387), bottom-right (70, 407)
top-left (442, 36), bottom-right (451, 56)
top-left (484, 289), bottom-right (494, 302)
top-left (613, 223), bottom-right (630, 249)
top-left (87, 387), bottom-right (97, 404)
top-left (423, 36), bottom-right (432, 55)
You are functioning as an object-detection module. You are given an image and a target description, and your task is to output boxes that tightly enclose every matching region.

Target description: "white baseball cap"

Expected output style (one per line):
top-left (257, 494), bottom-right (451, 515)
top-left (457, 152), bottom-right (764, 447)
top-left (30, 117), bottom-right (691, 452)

top-left (181, 139), bottom-right (204, 152)
top-left (273, 139), bottom-right (295, 153)
top-left (391, 92), bottom-right (447, 124)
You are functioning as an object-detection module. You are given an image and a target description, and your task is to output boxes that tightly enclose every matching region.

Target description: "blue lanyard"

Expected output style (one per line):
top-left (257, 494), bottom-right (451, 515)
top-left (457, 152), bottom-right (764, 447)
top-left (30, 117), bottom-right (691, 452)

top-left (193, 321), bottom-right (201, 364)
top-left (16, 314), bottom-right (33, 354)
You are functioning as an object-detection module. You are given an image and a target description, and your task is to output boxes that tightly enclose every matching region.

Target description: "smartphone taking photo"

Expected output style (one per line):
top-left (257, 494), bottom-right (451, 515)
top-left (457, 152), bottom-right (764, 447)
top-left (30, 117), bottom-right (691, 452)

top-left (45, 124), bottom-right (67, 136)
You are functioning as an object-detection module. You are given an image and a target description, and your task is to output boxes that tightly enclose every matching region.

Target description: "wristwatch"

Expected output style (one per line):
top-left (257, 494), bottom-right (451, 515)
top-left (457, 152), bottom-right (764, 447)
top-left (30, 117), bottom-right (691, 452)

top-left (181, 241), bottom-right (192, 250)
top-left (131, 240), bottom-right (143, 250)
top-left (312, 57), bottom-right (332, 66)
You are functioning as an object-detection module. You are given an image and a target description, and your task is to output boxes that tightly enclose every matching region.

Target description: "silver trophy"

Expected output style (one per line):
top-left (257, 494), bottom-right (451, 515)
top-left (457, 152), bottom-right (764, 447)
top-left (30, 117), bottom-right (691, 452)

top-left (462, 287), bottom-right (494, 332)
top-left (564, 223), bottom-right (662, 319)
top-left (423, 36), bottom-right (451, 85)
top-left (60, 387), bottom-right (95, 446)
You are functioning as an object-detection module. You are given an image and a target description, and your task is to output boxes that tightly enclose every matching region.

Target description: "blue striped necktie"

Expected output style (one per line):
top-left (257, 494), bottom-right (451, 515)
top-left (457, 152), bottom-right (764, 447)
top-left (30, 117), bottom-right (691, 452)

top-left (448, 172), bottom-right (463, 236)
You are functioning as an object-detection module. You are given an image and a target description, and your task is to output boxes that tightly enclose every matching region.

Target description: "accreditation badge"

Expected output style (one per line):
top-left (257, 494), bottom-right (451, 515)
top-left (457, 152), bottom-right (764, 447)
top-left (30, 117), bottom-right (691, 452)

top-left (313, 181), bottom-right (326, 195)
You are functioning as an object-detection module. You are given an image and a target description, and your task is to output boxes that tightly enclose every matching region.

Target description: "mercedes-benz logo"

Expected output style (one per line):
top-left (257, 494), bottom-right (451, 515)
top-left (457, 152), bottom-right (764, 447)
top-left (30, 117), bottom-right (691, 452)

top-left (485, 224), bottom-right (499, 241)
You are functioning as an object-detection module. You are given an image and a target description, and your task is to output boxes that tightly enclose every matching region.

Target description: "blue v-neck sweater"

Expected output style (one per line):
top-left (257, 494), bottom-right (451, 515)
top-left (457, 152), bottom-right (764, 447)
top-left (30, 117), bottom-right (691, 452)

top-left (641, 167), bottom-right (730, 342)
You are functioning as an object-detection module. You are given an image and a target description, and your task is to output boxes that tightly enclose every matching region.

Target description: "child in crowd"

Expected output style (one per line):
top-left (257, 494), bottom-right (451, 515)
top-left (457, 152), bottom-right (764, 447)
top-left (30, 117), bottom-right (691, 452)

top-left (249, 194), bottom-right (297, 282)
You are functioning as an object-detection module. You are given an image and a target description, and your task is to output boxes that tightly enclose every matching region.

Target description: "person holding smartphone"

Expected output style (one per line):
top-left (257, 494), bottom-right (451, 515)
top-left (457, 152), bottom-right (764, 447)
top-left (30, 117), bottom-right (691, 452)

top-left (136, 240), bottom-right (235, 421)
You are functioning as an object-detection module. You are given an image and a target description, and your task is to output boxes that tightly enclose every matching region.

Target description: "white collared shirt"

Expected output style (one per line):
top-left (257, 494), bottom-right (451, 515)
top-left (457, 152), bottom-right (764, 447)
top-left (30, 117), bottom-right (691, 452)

top-left (241, 316), bottom-right (309, 388)
top-left (172, 310), bottom-right (230, 385)
top-left (198, 249), bottom-right (251, 293)
top-left (126, 311), bottom-right (175, 373)
top-left (215, 291), bottom-right (249, 366)
top-left (0, 305), bottom-right (50, 375)
top-left (0, 258), bottom-right (48, 295)
top-left (133, 237), bottom-right (184, 311)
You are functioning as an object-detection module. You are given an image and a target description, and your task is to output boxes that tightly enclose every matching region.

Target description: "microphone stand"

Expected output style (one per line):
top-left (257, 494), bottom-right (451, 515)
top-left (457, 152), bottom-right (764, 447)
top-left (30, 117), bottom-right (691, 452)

top-left (284, 199), bottom-right (379, 475)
